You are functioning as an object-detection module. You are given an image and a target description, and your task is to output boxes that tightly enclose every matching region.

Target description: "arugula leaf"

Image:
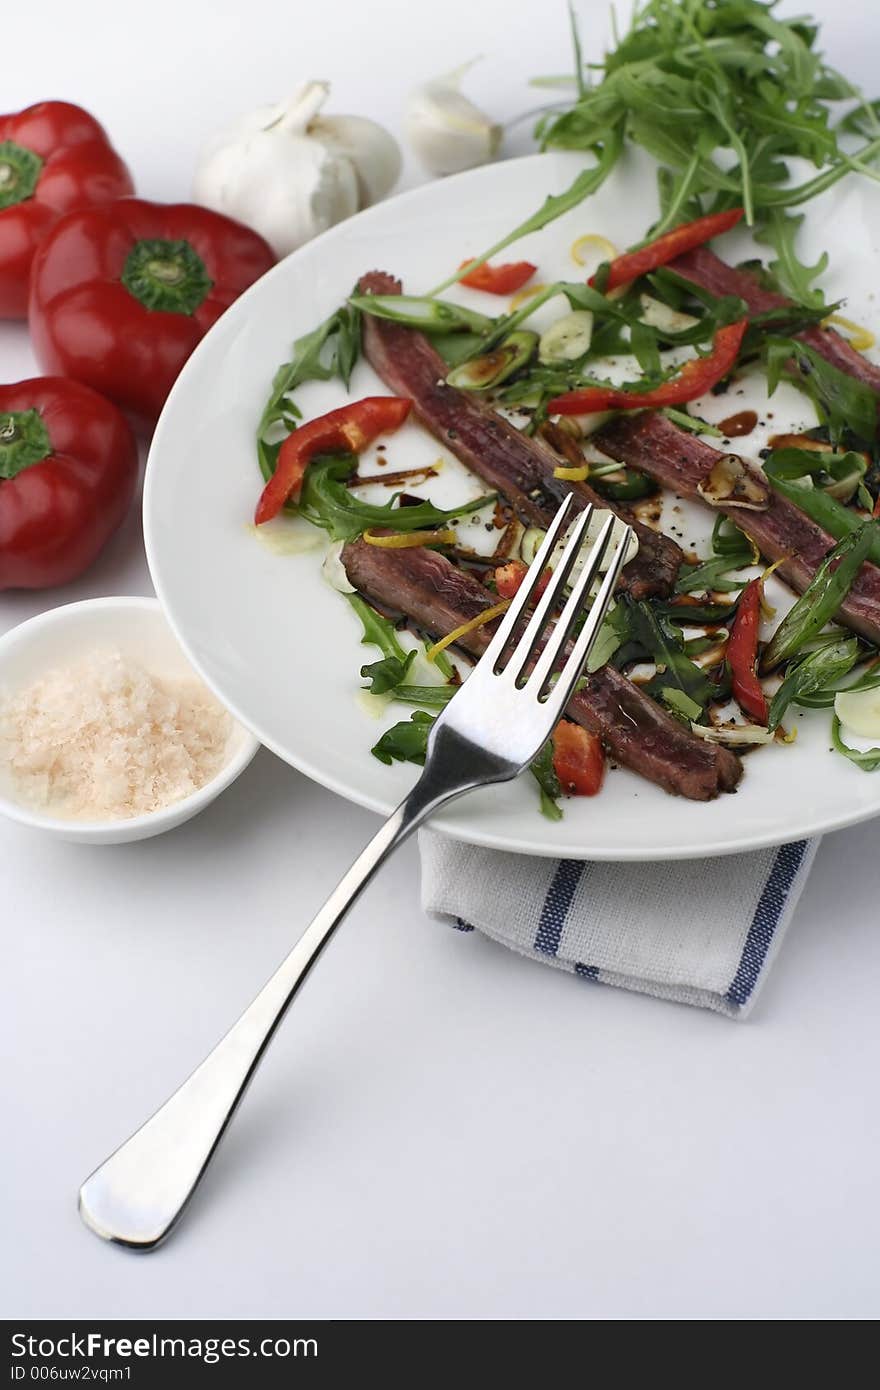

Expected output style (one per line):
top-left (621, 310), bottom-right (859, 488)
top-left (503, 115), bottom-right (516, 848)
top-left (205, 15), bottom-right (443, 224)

top-left (626, 600), bottom-right (714, 716)
top-left (711, 514), bottom-right (756, 558)
top-left (256, 304), bottom-right (360, 483)
top-left (755, 209), bottom-right (827, 308)
top-left (346, 593), bottom-right (416, 696)
top-left (538, 0), bottom-right (880, 280)
top-left (361, 653), bottom-right (416, 695)
top-left (763, 336), bottom-right (879, 444)
top-left (300, 455), bottom-right (492, 541)
top-left (676, 556), bottom-right (751, 594)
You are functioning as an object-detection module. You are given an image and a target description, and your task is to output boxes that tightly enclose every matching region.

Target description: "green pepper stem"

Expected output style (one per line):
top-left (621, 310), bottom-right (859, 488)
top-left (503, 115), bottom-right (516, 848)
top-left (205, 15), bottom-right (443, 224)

top-left (0, 408), bottom-right (52, 479)
top-left (0, 140), bottom-right (43, 211)
top-left (121, 238), bottom-right (213, 315)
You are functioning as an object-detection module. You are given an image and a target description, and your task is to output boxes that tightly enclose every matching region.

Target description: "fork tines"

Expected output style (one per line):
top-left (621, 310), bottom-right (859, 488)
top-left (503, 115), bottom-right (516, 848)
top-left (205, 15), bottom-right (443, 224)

top-left (482, 496), bottom-right (633, 718)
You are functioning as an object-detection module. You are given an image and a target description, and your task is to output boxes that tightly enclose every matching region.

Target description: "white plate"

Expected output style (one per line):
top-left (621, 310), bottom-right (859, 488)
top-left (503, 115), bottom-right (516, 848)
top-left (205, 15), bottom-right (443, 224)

top-left (145, 151), bottom-right (880, 860)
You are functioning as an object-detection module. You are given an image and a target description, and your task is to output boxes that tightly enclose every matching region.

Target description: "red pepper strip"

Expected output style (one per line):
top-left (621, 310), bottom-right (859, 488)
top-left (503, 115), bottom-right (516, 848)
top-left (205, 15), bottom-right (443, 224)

top-left (548, 318), bottom-right (748, 416)
top-left (590, 208), bottom-right (745, 292)
top-left (493, 559), bottom-right (551, 600)
top-left (873, 492), bottom-right (880, 519)
top-left (727, 578), bottom-right (768, 724)
top-left (255, 396), bottom-right (412, 525)
top-left (552, 720), bottom-right (606, 796)
top-left (458, 259), bottom-right (537, 295)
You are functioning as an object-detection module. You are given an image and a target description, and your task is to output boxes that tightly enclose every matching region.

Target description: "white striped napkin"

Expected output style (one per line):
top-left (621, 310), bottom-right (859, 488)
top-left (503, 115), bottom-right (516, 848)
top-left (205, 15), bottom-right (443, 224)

top-left (419, 833), bottom-right (819, 1018)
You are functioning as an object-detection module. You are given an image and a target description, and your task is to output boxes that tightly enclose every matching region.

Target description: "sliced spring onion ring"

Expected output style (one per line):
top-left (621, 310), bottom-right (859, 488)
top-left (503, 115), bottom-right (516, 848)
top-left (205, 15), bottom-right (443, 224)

top-left (539, 309), bottom-right (594, 364)
top-left (363, 528), bottom-right (457, 548)
top-left (446, 331), bottom-right (537, 391)
top-left (823, 313), bottom-right (876, 351)
top-left (425, 600), bottom-right (511, 662)
top-left (638, 294), bottom-right (700, 333)
top-left (520, 526), bottom-right (546, 564)
top-left (552, 464), bottom-right (590, 481)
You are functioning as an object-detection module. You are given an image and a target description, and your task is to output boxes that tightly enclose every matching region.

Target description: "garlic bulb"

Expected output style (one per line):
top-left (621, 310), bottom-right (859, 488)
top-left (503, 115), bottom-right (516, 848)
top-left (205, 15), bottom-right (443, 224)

top-left (405, 65), bottom-right (501, 177)
top-left (193, 82), bottom-right (401, 258)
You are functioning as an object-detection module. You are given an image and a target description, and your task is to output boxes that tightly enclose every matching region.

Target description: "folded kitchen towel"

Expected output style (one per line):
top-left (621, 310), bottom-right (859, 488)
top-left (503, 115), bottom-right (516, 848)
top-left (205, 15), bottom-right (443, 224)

top-left (419, 832), bottom-right (820, 1018)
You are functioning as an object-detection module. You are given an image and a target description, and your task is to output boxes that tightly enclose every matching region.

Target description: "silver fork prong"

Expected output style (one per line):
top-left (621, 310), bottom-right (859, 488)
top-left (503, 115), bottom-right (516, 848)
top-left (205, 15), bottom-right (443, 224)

top-left (541, 526), bottom-right (633, 725)
top-left (527, 513), bottom-right (617, 695)
top-left (480, 494), bottom-right (579, 670)
top-left (503, 503), bottom-right (597, 685)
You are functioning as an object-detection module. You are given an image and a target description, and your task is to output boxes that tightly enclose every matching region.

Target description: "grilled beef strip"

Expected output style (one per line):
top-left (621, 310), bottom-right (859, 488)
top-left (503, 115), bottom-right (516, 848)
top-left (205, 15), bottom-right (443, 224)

top-left (595, 411), bottom-right (880, 647)
top-left (342, 537), bottom-right (742, 800)
top-left (357, 270), bottom-right (683, 601)
top-left (669, 245), bottom-right (880, 396)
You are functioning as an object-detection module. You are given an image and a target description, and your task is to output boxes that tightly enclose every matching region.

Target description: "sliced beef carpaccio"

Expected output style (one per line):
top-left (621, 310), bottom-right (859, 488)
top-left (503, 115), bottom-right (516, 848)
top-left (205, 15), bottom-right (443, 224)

top-left (669, 245), bottom-right (880, 396)
top-left (595, 411), bottom-right (880, 647)
top-left (342, 538), bottom-right (742, 801)
top-left (356, 270), bottom-right (683, 600)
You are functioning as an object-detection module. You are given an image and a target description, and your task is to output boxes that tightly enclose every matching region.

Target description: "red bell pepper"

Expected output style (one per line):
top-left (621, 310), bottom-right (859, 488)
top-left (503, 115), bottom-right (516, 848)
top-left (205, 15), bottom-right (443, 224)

top-left (589, 207), bottom-right (745, 292)
top-left (551, 720), bottom-right (605, 796)
top-left (493, 558), bottom-right (551, 600)
top-left (727, 578), bottom-right (768, 724)
top-left (28, 199), bottom-right (276, 428)
top-left (255, 396), bottom-right (412, 525)
top-left (0, 377), bottom-right (137, 589)
top-left (548, 318), bottom-right (748, 416)
top-left (458, 259), bottom-right (537, 295)
top-left (0, 102), bottom-right (133, 320)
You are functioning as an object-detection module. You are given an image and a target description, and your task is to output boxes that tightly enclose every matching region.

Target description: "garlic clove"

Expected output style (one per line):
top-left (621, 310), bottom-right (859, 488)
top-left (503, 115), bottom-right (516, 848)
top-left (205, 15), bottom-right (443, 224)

top-left (310, 114), bottom-right (402, 208)
top-left (405, 64), bottom-right (501, 177)
top-left (195, 128), bottom-right (358, 258)
top-left (193, 82), bottom-right (397, 260)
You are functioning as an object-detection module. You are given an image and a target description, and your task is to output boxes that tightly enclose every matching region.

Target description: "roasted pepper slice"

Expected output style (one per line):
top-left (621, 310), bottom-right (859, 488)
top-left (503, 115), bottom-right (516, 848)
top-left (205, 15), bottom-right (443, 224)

top-left (547, 319), bottom-right (748, 416)
top-left (727, 578), bottom-right (768, 724)
top-left (255, 396), bottom-right (412, 524)
top-left (590, 208), bottom-right (744, 292)
top-left (458, 258), bottom-right (537, 295)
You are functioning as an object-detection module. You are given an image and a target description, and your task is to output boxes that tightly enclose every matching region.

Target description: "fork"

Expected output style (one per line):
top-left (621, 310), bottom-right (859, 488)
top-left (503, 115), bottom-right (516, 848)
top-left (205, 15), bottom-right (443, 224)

top-left (78, 495), bottom-right (632, 1249)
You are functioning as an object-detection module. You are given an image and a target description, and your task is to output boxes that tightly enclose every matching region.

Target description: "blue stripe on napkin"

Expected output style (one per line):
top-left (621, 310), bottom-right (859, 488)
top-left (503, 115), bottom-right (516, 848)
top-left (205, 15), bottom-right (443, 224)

top-left (725, 839), bottom-right (808, 1008)
top-left (534, 860), bottom-right (586, 957)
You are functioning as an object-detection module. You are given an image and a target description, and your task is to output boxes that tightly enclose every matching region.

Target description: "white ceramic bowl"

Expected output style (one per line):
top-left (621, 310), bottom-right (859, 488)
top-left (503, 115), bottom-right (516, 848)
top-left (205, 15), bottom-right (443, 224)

top-left (0, 597), bottom-right (259, 844)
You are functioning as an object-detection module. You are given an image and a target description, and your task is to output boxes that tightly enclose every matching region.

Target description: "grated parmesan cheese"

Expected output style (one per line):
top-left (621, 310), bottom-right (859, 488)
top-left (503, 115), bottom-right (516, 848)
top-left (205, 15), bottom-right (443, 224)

top-left (0, 647), bottom-right (232, 822)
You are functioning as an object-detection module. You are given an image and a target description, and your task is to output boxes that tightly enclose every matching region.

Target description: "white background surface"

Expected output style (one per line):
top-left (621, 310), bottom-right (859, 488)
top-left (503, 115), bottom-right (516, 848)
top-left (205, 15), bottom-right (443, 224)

top-left (2, 0), bottom-right (879, 1322)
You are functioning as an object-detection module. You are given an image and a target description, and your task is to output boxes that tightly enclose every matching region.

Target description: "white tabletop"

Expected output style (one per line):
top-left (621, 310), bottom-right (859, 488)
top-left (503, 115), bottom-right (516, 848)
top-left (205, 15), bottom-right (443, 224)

top-left (3, 0), bottom-right (879, 1322)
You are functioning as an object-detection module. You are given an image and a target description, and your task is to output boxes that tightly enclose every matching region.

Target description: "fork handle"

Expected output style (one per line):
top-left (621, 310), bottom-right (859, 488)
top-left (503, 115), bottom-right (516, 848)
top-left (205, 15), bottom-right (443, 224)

top-left (78, 737), bottom-right (498, 1249)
